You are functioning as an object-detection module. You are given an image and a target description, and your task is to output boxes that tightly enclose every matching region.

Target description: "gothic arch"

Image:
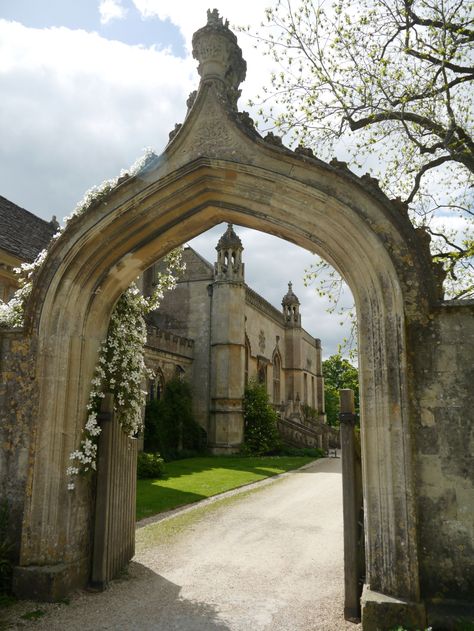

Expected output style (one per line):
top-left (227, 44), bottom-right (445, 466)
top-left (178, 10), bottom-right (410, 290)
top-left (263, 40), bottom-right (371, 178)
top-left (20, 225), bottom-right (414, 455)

top-left (12, 13), bottom-right (442, 624)
top-left (244, 334), bottom-right (252, 386)
top-left (271, 347), bottom-right (282, 405)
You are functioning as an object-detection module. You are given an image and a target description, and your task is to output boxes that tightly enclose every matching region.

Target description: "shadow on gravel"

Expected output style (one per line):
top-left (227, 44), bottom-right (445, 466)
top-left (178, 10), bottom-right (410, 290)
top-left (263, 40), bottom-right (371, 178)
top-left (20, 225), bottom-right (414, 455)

top-left (2, 562), bottom-right (231, 631)
top-left (117, 562), bottom-right (232, 631)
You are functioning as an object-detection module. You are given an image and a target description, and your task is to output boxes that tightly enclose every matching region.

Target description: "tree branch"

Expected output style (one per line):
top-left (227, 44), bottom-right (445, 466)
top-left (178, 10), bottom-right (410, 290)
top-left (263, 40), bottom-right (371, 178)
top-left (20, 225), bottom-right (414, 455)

top-left (391, 73), bottom-right (474, 107)
top-left (404, 155), bottom-right (452, 204)
top-left (404, 1), bottom-right (474, 40)
top-left (405, 48), bottom-right (474, 74)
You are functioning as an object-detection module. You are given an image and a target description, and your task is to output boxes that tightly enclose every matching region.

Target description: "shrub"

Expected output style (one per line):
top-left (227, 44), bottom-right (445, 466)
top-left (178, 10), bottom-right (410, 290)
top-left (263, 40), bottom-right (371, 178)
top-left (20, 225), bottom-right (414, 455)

top-left (144, 378), bottom-right (207, 460)
top-left (137, 452), bottom-right (165, 479)
top-left (272, 445), bottom-right (325, 458)
top-left (242, 380), bottom-right (280, 455)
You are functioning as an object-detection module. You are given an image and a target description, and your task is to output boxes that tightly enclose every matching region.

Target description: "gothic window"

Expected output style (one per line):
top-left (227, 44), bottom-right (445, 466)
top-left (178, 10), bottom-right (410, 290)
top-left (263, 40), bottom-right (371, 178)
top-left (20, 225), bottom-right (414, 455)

top-left (245, 339), bottom-right (250, 385)
top-left (148, 379), bottom-right (155, 401)
top-left (304, 373), bottom-right (308, 404)
top-left (258, 364), bottom-right (267, 388)
top-left (311, 376), bottom-right (316, 409)
top-left (156, 369), bottom-right (165, 401)
top-left (273, 353), bottom-right (281, 404)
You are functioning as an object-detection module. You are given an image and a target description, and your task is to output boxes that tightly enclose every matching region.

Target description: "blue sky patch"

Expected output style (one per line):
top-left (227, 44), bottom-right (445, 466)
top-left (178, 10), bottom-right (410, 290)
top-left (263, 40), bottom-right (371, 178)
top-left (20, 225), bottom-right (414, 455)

top-left (0, 0), bottom-right (186, 55)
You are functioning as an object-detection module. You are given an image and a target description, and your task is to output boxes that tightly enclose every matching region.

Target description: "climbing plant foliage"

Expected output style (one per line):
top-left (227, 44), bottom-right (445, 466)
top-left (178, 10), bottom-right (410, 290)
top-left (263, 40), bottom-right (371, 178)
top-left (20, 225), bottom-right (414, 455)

top-left (66, 249), bottom-right (185, 490)
top-left (0, 148), bottom-right (186, 490)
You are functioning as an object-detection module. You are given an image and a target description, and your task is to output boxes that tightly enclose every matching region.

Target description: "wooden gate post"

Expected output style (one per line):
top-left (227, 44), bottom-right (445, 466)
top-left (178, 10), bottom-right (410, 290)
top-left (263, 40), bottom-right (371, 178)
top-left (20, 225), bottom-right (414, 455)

top-left (91, 394), bottom-right (137, 590)
top-left (340, 388), bottom-right (363, 622)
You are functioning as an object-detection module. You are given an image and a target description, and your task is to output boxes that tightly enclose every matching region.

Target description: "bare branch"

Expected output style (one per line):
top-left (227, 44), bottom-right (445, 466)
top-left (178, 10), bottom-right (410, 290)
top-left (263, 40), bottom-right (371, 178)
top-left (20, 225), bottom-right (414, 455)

top-left (404, 155), bottom-right (452, 204)
top-left (405, 48), bottom-right (474, 74)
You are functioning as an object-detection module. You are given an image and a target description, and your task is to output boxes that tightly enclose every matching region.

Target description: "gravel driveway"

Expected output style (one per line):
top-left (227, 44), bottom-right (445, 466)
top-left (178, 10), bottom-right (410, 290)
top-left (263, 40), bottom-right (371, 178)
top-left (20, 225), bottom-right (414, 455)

top-left (3, 456), bottom-right (361, 631)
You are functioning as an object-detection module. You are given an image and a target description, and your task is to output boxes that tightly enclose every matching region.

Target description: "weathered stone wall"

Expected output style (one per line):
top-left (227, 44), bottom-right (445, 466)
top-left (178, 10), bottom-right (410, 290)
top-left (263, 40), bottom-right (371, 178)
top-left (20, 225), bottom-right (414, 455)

top-left (0, 330), bottom-right (38, 560)
top-left (409, 301), bottom-right (474, 604)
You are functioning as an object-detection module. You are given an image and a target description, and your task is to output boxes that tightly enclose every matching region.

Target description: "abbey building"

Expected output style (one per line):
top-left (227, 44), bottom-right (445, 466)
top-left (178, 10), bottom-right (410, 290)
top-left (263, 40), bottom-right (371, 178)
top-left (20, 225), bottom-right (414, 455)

top-left (0, 197), bottom-right (329, 452)
top-left (143, 223), bottom-right (327, 452)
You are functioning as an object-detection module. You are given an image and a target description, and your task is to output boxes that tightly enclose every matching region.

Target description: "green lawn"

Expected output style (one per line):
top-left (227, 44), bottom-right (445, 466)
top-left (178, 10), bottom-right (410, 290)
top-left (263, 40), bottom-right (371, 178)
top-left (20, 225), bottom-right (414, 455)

top-left (136, 455), bottom-right (317, 521)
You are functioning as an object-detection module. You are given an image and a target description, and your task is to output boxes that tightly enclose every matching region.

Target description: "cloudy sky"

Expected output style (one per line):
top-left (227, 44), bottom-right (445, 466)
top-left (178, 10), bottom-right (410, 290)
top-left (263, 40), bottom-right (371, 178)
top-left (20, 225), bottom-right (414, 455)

top-left (0, 0), bottom-right (354, 357)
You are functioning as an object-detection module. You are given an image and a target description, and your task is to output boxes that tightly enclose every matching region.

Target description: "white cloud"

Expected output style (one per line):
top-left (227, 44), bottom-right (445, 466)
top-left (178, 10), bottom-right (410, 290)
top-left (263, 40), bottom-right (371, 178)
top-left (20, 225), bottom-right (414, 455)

top-left (99, 0), bottom-right (128, 25)
top-left (0, 19), bottom-right (195, 217)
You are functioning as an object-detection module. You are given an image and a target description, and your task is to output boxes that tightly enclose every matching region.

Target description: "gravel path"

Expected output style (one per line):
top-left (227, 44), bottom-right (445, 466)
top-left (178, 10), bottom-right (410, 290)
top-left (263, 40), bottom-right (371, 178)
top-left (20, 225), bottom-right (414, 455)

top-left (3, 456), bottom-right (361, 631)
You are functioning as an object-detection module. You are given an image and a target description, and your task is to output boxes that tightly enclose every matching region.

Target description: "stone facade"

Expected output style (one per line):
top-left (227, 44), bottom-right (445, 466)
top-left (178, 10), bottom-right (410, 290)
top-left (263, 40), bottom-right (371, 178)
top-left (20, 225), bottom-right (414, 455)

top-left (146, 225), bottom-right (325, 451)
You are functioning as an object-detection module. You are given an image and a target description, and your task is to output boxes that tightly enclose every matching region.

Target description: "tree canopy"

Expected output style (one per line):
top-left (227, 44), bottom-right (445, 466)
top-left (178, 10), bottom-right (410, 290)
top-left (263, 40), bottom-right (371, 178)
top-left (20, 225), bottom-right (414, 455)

top-left (249, 0), bottom-right (473, 300)
top-left (322, 354), bottom-right (359, 425)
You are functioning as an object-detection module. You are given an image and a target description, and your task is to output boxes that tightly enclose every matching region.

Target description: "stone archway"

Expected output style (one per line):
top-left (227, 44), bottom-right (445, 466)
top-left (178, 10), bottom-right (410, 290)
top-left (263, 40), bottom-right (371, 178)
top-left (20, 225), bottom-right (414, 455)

top-left (4, 11), bottom-right (466, 630)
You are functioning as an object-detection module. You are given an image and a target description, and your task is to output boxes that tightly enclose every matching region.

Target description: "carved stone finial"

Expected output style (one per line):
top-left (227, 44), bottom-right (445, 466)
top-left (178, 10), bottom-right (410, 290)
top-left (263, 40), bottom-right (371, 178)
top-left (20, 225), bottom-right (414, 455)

top-left (360, 173), bottom-right (381, 190)
top-left (207, 8), bottom-right (229, 28)
top-left (192, 10), bottom-right (247, 109)
top-left (264, 132), bottom-right (284, 147)
top-left (238, 111), bottom-right (257, 133)
top-left (391, 196), bottom-right (409, 214)
top-left (330, 158), bottom-right (349, 170)
top-left (50, 215), bottom-right (60, 230)
top-left (168, 123), bottom-right (182, 142)
top-left (295, 145), bottom-right (315, 158)
top-left (186, 90), bottom-right (197, 110)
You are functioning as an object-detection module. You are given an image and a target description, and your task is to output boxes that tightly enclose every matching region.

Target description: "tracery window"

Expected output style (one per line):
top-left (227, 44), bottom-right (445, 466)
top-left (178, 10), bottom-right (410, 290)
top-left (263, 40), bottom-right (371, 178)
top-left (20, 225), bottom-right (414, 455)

top-left (273, 353), bottom-right (281, 404)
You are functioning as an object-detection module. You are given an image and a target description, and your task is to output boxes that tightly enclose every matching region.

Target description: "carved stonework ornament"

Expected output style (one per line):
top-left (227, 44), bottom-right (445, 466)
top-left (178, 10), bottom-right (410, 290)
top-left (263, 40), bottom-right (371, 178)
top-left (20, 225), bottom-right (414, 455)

top-left (191, 9), bottom-right (246, 110)
top-left (194, 100), bottom-right (236, 156)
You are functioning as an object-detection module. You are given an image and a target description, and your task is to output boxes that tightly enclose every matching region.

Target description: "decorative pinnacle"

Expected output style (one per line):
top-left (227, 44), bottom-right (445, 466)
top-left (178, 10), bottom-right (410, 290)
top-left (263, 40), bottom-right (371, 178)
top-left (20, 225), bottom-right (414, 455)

top-left (282, 281), bottom-right (300, 306)
top-left (216, 223), bottom-right (243, 250)
top-left (192, 9), bottom-right (247, 107)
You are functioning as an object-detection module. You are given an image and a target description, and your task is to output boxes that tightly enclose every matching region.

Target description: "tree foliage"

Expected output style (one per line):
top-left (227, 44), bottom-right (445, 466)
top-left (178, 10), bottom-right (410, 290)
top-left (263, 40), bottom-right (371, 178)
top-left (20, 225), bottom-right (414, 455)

top-left (250, 0), bottom-right (473, 299)
top-left (242, 380), bottom-right (281, 454)
top-left (322, 354), bottom-right (359, 425)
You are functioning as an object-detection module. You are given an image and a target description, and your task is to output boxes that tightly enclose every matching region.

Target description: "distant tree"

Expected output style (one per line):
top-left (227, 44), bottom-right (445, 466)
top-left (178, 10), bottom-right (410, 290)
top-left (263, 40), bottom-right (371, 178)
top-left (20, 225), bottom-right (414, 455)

top-left (242, 380), bottom-right (280, 454)
top-left (249, 0), bottom-right (473, 301)
top-left (322, 354), bottom-right (359, 425)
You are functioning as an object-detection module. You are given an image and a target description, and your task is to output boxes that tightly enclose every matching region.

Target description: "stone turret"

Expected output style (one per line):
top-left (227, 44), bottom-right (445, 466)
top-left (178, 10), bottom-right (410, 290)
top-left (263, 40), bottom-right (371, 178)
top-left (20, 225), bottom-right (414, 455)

top-left (214, 223), bottom-right (244, 282)
top-left (209, 223), bottom-right (246, 452)
top-left (282, 281), bottom-right (301, 327)
top-left (282, 282), bottom-right (303, 403)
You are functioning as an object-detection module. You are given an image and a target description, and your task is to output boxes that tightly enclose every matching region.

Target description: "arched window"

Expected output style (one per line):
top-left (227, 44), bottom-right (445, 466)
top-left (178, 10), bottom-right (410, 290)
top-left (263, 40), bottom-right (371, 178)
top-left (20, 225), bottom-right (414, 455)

top-left (148, 378), bottom-right (156, 401)
top-left (245, 336), bottom-right (250, 385)
top-left (273, 353), bottom-right (281, 404)
top-left (156, 369), bottom-right (165, 401)
top-left (258, 364), bottom-right (267, 388)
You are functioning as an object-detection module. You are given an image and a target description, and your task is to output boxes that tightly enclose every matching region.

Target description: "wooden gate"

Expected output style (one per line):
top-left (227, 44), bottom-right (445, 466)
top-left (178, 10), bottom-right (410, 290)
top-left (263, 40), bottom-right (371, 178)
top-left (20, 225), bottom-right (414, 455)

top-left (340, 388), bottom-right (365, 622)
top-left (90, 394), bottom-right (137, 589)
